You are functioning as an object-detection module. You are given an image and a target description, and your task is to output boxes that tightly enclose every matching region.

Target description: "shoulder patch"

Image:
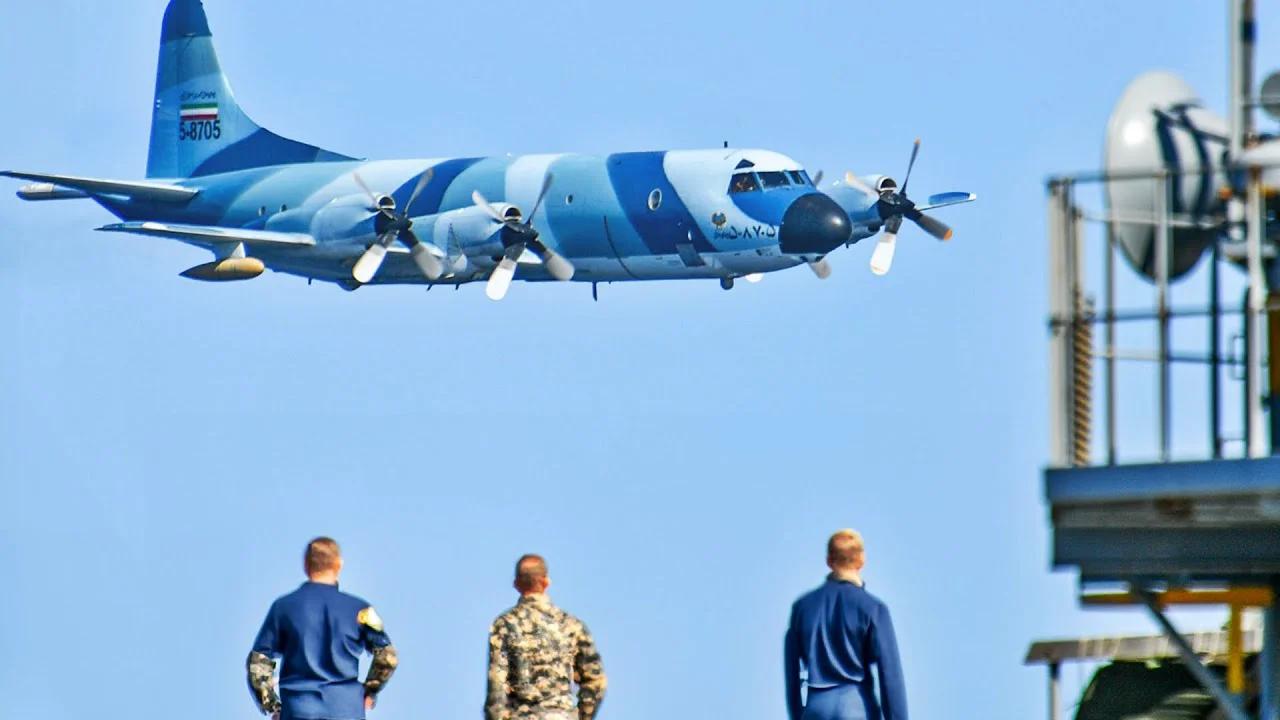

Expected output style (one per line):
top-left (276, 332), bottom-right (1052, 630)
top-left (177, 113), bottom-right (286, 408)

top-left (358, 606), bottom-right (384, 632)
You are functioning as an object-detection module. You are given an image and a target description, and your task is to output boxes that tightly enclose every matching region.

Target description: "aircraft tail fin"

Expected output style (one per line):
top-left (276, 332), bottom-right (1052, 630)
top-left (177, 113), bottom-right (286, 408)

top-left (146, 0), bottom-right (354, 179)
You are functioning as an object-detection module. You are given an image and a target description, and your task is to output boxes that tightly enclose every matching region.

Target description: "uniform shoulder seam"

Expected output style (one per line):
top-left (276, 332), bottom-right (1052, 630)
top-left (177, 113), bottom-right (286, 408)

top-left (343, 590), bottom-right (373, 607)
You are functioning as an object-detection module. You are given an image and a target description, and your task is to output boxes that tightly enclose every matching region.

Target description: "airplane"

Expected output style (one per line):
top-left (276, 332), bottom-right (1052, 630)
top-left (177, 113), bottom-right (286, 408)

top-left (3, 0), bottom-right (976, 301)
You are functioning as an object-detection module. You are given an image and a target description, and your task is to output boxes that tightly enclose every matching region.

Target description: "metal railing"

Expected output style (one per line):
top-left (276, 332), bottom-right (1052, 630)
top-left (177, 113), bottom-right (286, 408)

top-left (1046, 164), bottom-right (1276, 467)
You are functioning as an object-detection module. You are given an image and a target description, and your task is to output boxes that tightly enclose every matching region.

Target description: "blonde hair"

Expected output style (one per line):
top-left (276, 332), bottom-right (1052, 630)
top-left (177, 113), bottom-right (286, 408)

top-left (827, 529), bottom-right (864, 568)
top-left (304, 537), bottom-right (341, 574)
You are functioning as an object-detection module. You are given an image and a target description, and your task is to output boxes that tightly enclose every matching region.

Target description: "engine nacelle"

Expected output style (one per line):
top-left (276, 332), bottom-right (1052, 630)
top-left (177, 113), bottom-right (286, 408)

top-left (414, 203), bottom-right (516, 260)
top-left (858, 174), bottom-right (897, 195)
top-left (1104, 71), bottom-right (1227, 280)
top-left (310, 193), bottom-right (378, 241)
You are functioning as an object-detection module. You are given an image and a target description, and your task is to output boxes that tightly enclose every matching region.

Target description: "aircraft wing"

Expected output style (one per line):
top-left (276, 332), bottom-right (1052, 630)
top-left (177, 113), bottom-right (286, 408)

top-left (2, 170), bottom-right (198, 203)
top-left (97, 221), bottom-right (315, 247)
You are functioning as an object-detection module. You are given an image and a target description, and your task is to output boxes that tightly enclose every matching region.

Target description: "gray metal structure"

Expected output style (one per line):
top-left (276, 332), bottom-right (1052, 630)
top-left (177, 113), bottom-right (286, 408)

top-left (1027, 626), bottom-right (1264, 720)
top-left (1042, 3), bottom-right (1280, 719)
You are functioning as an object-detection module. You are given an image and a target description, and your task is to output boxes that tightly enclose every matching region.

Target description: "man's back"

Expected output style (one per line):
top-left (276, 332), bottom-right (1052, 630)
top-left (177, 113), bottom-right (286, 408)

top-left (786, 577), bottom-right (907, 720)
top-left (486, 594), bottom-right (606, 720)
top-left (253, 582), bottom-right (390, 720)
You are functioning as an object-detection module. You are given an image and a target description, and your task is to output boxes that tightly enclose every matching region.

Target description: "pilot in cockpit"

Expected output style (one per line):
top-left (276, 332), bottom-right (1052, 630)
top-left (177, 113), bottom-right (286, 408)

top-left (730, 173), bottom-right (759, 194)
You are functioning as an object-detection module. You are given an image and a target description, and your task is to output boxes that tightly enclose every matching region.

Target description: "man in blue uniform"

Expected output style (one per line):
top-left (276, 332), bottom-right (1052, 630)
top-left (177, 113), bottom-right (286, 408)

top-left (247, 537), bottom-right (399, 720)
top-left (785, 529), bottom-right (907, 720)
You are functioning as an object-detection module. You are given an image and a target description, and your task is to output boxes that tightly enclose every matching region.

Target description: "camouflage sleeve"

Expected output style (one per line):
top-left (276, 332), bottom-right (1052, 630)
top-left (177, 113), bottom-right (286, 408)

top-left (573, 621), bottom-right (607, 720)
top-left (363, 644), bottom-right (399, 698)
top-left (485, 620), bottom-right (512, 720)
top-left (246, 651), bottom-right (282, 715)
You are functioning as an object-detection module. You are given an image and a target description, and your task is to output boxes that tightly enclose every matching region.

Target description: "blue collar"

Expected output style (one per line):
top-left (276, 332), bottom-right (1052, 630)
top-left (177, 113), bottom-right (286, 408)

top-left (302, 580), bottom-right (339, 590)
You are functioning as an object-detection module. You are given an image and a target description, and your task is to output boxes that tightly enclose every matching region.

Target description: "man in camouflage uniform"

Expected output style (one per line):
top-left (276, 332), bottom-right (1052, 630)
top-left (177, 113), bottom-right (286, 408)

top-left (486, 554), bottom-right (607, 720)
top-left (247, 537), bottom-right (399, 720)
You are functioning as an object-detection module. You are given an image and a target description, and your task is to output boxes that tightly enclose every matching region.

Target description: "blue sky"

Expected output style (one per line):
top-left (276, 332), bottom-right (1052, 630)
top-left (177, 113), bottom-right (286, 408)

top-left (2, 2), bottom-right (1278, 719)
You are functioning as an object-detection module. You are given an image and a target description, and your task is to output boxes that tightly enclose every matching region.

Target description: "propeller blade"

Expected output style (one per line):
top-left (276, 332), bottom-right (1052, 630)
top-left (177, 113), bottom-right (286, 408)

top-left (901, 138), bottom-right (921, 195)
top-left (526, 238), bottom-right (575, 281)
top-left (352, 232), bottom-right (396, 283)
top-left (403, 167), bottom-right (434, 217)
top-left (528, 173), bottom-right (554, 220)
top-left (352, 171), bottom-right (378, 208)
top-left (744, 273), bottom-right (764, 284)
top-left (869, 233), bottom-right (897, 276)
top-left (811, 170), bottom-right (824, 187)
top-left (909, 211), bottom-right (953, 241)
top-left (406, 237), bottom-right (445, 280)
top-left (843, 171), bottom-right (879, 198)
top-left (471, 190), bottom-right (507, 223)
top-left (808, 258), bottom-right (832, 279)
top-left (353, 171), bottom-right (396, 218)
top-left (485, 246), bottom-right (522, 301)
top-left (918, 191), bottom-right (977, 211)
top-left (543, 252), bottom-right (575, 282)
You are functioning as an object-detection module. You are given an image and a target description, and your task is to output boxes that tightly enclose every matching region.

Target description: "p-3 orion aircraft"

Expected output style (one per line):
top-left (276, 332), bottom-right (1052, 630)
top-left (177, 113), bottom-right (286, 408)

top-left (4, 0), bottom-right (975, 300)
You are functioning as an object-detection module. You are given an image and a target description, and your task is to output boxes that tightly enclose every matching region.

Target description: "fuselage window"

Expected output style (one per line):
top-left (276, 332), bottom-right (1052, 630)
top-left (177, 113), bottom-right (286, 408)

top-left (759, 171), bottom-right (791, 189)
top-left (789, 170), bottom-right (808, 186)
top-left (647, 188), bottom-right (663, 211)
top-left (729, 173), bottom-right (760, 194)
top-left (565, 193), bottom-right (575, 205)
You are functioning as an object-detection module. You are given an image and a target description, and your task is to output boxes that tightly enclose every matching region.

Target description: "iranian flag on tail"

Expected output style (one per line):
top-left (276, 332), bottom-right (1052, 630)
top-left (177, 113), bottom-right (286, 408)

top-left (180, 102), bottom-right (219, 122)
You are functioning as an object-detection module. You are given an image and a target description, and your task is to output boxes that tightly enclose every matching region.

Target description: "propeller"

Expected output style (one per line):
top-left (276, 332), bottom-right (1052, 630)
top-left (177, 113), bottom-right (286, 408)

top-left (350, 168), bottom-right (444, 284)
top-left (471, 173), bottom-right (575, 301)
top-left (808, 257), bottom-right (832, 279)
top-left (843, 139), bottom-right (953, 275)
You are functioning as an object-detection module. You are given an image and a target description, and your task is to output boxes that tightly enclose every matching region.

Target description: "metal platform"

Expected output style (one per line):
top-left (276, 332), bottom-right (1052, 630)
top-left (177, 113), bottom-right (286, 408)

top-left (1047, 457), bottom-right (1280, 583)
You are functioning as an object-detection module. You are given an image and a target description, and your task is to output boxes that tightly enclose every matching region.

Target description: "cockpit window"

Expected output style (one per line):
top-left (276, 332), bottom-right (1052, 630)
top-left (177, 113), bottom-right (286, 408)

top-left (758, 171), bottom-right (791, 189)
top-left (789, 170), bottom-right (809, 186)
top-left (729, 173), bottom-right (760, 194)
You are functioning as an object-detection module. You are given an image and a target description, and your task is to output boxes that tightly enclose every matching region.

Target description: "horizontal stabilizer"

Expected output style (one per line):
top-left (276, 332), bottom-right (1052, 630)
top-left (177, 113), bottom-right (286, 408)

top-left (2, 171), bottom-right (198, 203)
top-left (98, 221), bottom-right (315, 247)
top-left (917, 192), bottom-right (977, 212)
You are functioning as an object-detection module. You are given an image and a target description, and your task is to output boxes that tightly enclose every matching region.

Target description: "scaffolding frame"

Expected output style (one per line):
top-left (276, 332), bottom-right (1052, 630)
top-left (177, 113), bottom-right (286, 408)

top-left (1046, 165), bottom-right (1277, 469)
top-left (1045, 163), bottom-right (1280, 720)
top-left (1040, 4), bottom-right (1280, 719)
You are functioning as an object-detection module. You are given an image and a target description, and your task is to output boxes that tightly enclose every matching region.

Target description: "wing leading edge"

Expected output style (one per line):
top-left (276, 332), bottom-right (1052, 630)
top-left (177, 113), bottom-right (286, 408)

top-left (2, 170), bottom-right (198, 203)
top-left (98, 221), bottom-right (315, 247)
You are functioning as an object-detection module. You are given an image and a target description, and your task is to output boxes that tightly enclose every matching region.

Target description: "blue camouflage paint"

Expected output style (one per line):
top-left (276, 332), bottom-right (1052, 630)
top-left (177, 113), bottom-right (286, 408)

top-left (606, 152), bottom-right (714, 254)
top-left (191, 129), bottom-right (354, 177)
top-left (437, 157), bottom-right (511, 213)
top-left (731, 182), bottom-right (817, 226)
top-left (388, 158), bottom-right (484, 215)
top-left (160, 0), bottom-right (211, 41)
top-left (543, 155), bottom-right (635, 260)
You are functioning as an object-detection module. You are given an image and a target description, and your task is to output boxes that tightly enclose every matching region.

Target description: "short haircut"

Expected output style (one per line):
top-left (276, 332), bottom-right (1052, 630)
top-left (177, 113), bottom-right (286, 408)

top-left (514, 553), bottom-right (548, 591)
top-left (304, 537), bottom-right (341, 574)
top-left (827, 529), bottom-right (865, 568)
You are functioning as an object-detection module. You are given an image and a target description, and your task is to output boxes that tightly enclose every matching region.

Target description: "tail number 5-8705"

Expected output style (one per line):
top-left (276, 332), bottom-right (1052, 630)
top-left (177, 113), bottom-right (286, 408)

top-left (180, 120), bottom-right (222, 141)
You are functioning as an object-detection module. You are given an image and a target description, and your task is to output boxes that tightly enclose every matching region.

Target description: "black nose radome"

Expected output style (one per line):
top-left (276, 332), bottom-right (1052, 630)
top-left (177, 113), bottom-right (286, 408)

top-left (779, 193), bottom-right (852, 255)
